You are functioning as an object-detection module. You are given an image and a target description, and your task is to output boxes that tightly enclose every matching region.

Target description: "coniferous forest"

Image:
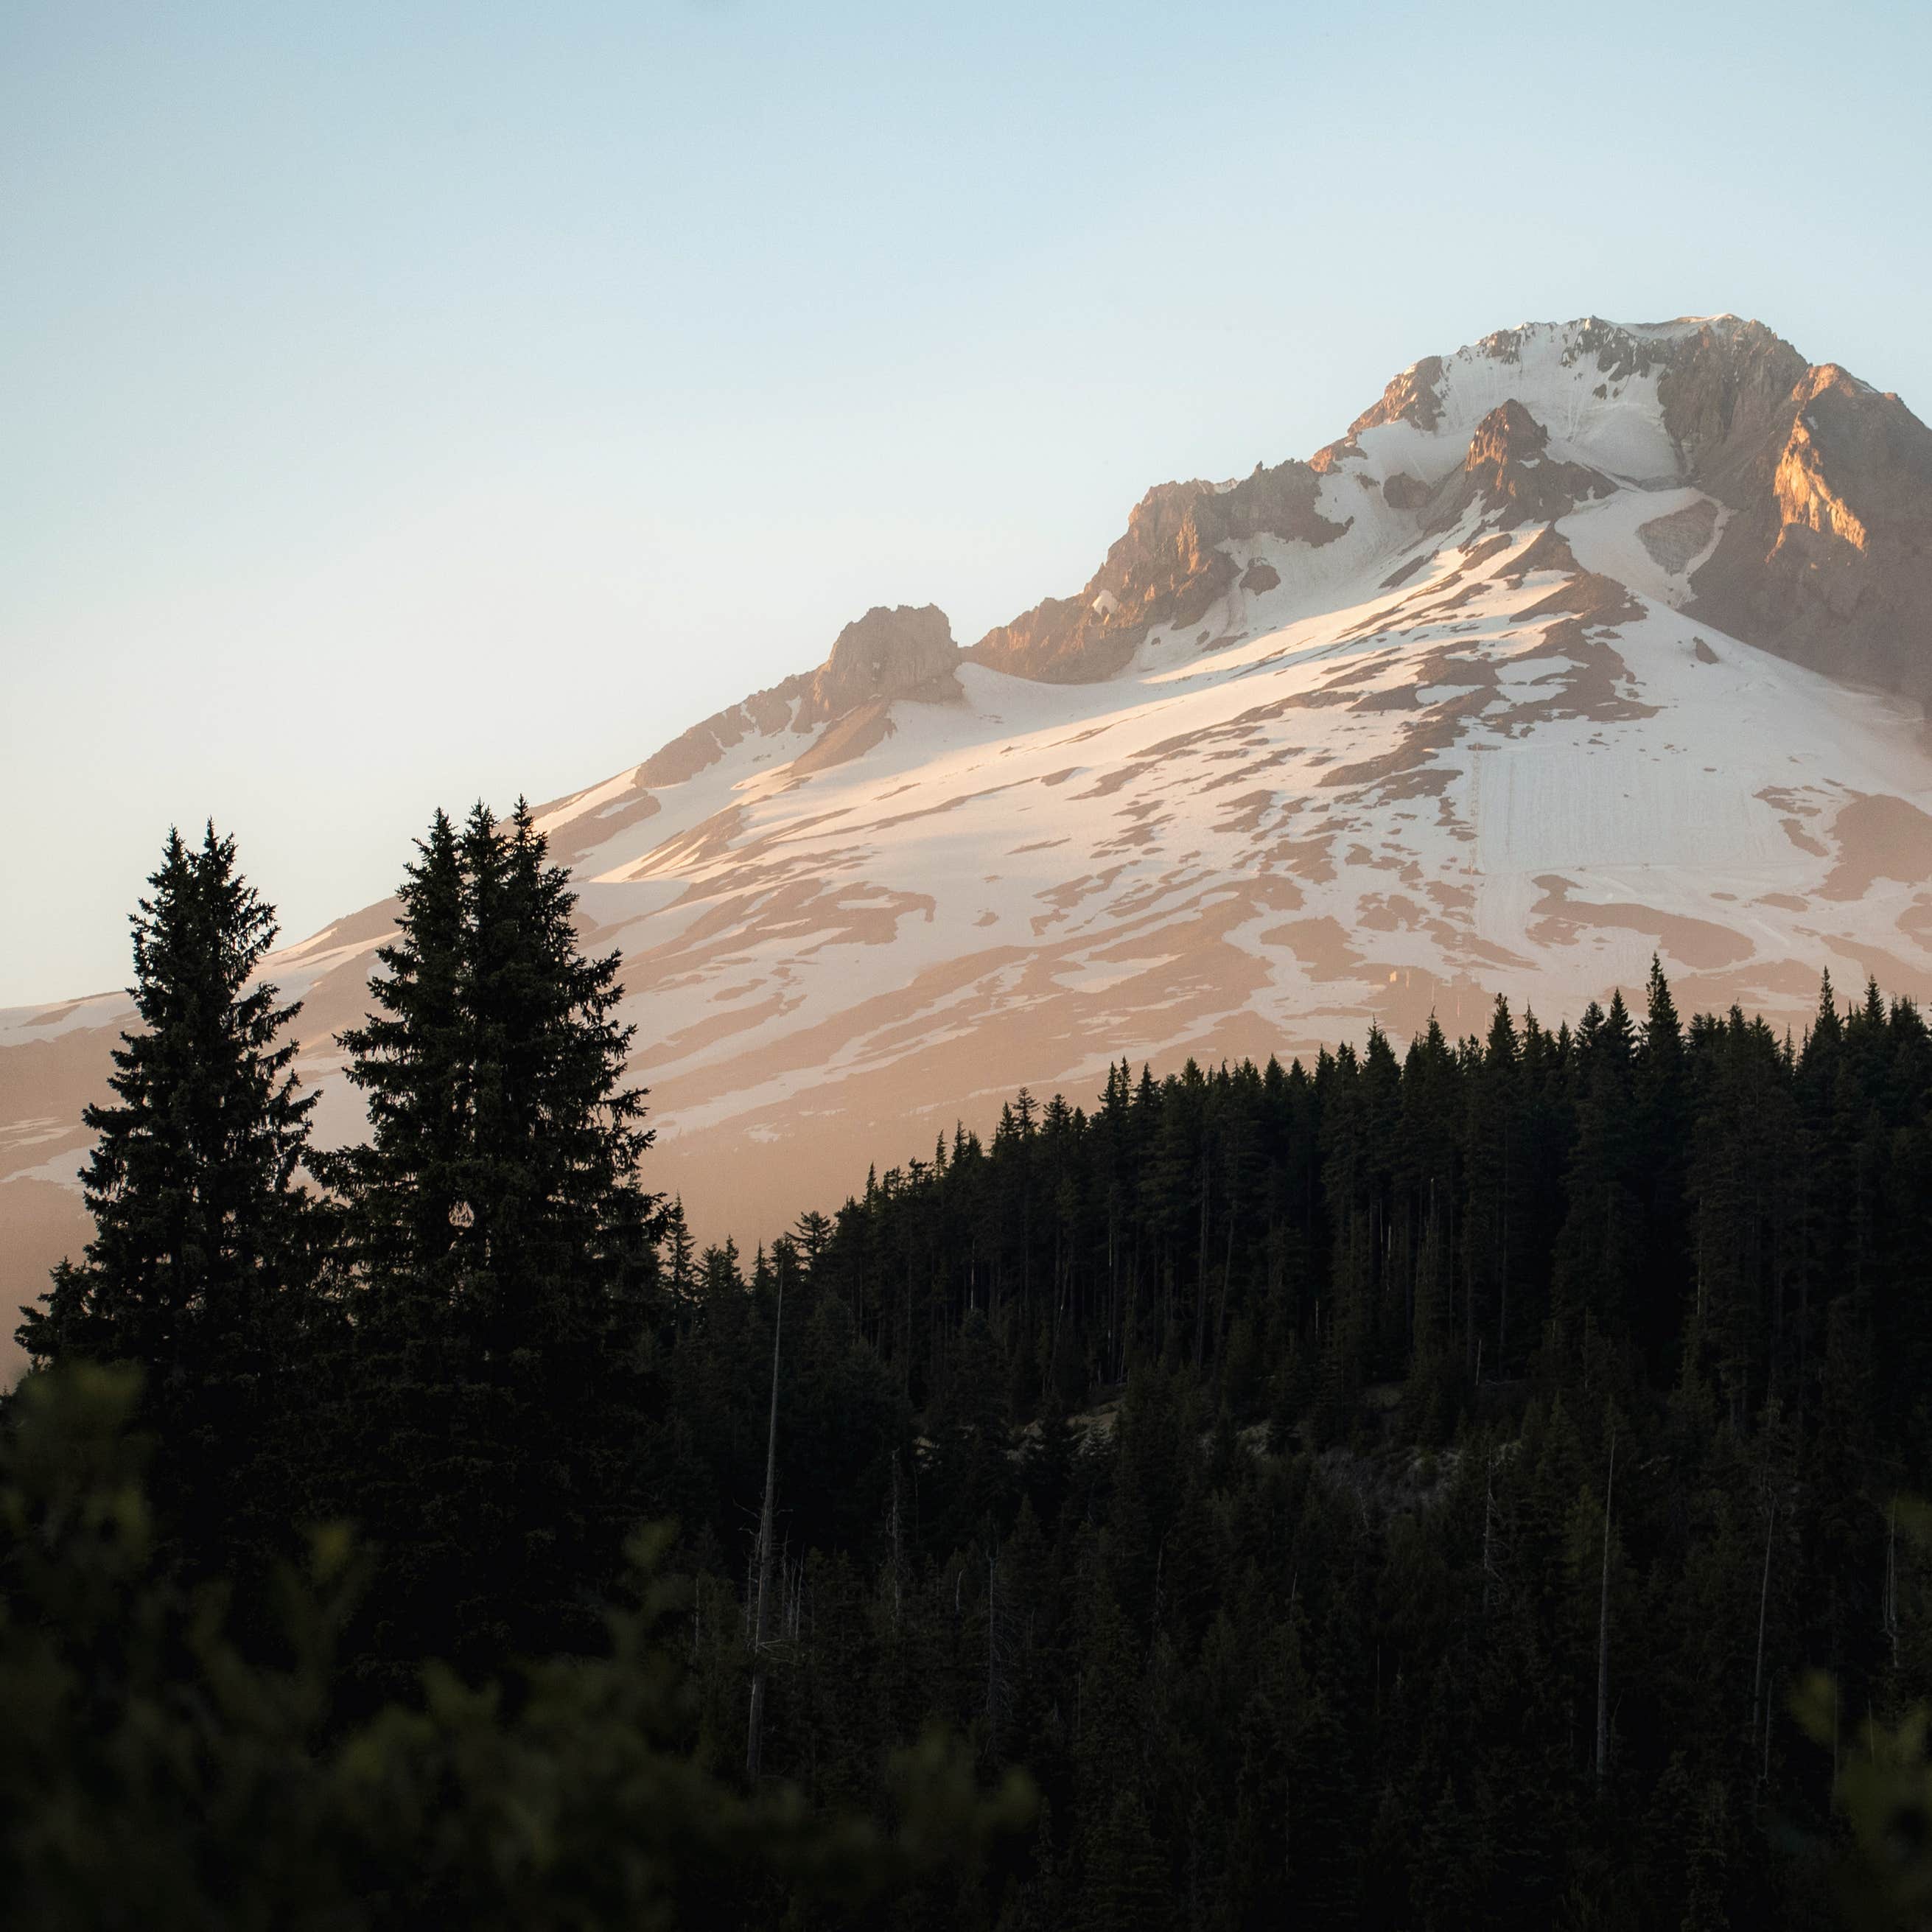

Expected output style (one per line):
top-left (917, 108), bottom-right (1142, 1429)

top-left (8, 810), bottom-right (1932, 1930)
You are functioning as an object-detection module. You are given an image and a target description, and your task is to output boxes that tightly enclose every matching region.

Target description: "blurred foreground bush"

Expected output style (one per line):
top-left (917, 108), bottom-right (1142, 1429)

top-left (0, 1365), bottom-right (1031, 1931)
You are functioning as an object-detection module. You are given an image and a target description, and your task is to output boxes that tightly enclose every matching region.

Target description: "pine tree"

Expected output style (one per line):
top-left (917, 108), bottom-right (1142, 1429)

top-left (323, 808), bottom-right (469, 1308)
top-left (664, 1197), bottom-right (697, 1319)
top-left (1461, 996), bottom-right (1522, 1380)
top-left (15, 825), bottom-right (319, 1587)
top-left (458, 799), bottom-right (658, 1348)
top-left (327, 799), bottom-right (663, 1675)
top-left (927, 1309), bottom-right (1013, 1553)
top-left (1634, 956), bottom-right (1692, 1371)
top-left (1552, 991), bottom-right (1644, 1368)
top-left (18, 823), bottom-right (315, 1383)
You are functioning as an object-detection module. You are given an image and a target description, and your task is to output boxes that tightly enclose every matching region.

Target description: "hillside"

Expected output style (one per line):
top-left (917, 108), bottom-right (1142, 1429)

top-left (7, 314), bottom-right (1932, 1373)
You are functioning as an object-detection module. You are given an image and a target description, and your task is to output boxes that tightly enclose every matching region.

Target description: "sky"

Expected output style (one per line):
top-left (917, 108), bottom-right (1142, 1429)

top-left (4, 0), bottom-right (1929, 1006)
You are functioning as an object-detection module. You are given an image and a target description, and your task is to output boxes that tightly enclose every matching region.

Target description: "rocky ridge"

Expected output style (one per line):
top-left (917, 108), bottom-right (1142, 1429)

top-left (1687, 363), bottom-right (1932, 699)
top-left (6, 312), bottom-right (1932, 1383)
top-left (967, 459), bottom-right (1351, 683)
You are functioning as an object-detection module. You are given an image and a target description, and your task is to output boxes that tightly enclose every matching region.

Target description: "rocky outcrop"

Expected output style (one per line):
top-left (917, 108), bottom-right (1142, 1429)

top-left (1658, 318), bottom-right (1809, 492)
top-left (1433, 400), bottom-right (1613, 531)
top-left (970, 460), bottom-right (1350, 682)
top-left (629, 606), bottom-right (957, 794)
top-left (777, 606), bottom-right (964, 775)
top-left (1360, 352), bottom-right (1449, 433)
top-left (1686, 365), bottom-right (1932, 699)
top-left (1312, 356), bottom-right (1451, 472)
top-left (798, 604), bottom-right (959, 726)
top-left (1637, 498), bottom-right (1721, 575)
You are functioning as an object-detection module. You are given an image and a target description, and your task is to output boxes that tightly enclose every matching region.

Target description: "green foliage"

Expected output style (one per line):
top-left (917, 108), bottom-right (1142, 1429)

top-left (11, 824), bottom-right (323, 1603)
top-left (0, 1365), bottom-right (1031, 1931)
top-left (318, 800), bottom-right (667, 1678)
top-left (17, 822), bottom-right (316, 1376)
top-left (1792, 1499), bottom-right (1932, 1930)
top-left (21, 825), bottom-right (1932, 1932)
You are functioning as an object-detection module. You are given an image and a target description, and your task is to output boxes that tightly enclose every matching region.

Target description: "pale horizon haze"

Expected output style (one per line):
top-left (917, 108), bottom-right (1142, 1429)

top-left (5, 0), bottom-right (1930, 1004)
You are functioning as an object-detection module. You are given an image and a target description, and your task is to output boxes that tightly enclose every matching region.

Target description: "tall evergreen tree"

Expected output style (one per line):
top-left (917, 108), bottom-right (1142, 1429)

top-left (456, 799), bottom-right (658, 1358)
top-left (327, 799), bottom-right (663, 1676)
top-left (1461, 996), bottom-right (1523, 1379)
top-left (18, 823), bottom-right (315, 1383)
top-left (1551, 992), bottom-right (1644, 1368)
top-left (325, 808), bottom-right (469, 1307)
top-left (15, 825), bottom-right (318, 1583)
top-left (1634, 956), bottom-right (1691, 1369)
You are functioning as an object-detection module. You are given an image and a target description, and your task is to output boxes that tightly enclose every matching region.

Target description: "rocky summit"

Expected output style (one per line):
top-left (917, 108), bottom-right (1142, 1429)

top-left (7, 313), bottom-right (1932, 1364)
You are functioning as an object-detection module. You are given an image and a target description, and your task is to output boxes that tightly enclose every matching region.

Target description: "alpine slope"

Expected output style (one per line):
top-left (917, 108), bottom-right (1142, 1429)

top-left (7, 315), bottom-right (1932, 1362)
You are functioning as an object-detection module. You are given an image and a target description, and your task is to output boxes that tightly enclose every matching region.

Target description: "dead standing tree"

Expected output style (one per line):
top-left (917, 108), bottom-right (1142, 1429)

top-left (746, 1278), bottom-right (783, 1780)
top-left (1596, 1424), bottom-right (1615, 1790)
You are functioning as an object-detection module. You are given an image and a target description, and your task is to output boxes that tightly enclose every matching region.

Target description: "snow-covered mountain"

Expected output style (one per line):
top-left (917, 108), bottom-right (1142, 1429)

top-left (8, 314), bottom-right (1932, 1370)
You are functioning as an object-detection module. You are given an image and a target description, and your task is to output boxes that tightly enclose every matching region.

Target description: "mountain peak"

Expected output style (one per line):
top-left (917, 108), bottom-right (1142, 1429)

top-left (10, 307), bottom-right (1932, 1315)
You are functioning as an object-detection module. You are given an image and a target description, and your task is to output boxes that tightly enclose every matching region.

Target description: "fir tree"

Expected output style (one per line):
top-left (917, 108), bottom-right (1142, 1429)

top-left (326, 800), bottom-right (663, 1675)
top-left (323, 807), bottom-right (469, 1309)
top-left (15, 824), bottom-right (319, 1584)
top-left (18, 823), bottom-right (315, 1385)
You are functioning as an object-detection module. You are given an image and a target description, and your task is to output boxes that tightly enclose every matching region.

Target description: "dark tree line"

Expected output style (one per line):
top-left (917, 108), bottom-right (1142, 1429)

top-left (657, 963), bottom-right (1932, 1928)
top-left (10, 816), bottom-right (1932, 1928)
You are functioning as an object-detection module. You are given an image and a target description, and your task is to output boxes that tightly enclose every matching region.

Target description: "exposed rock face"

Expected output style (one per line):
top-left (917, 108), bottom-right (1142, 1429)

top-left (970, 459), bottom-right (1349, 682)
top-left (799, 604), bottom-right (959, 726)
top-left (1638, 498), bottom-right (1721, 574)
top-left (963, 314), bottom-right (1923, 699)
top-left (1320, 314), bottom-right (1690, 471)
top-left (1440, 399), bottom-right (1614, 529)
top-left (1311, 357), bottom-right (1451, 473)
top-left (1345, 353), bottom-right (1449, 438)
top-left (626, 606), bottom-right (957, 799)
top-left (1658, 318), bottom-right (1810, 490)
top-left (960, 315), bottom-right (1932, 698)
top-left (1686, 366), bottom-right (1932, 700)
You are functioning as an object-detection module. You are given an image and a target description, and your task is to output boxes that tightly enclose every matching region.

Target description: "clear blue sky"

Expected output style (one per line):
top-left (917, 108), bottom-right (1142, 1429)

top-left (4, 0), bottom-right (1928, 1004)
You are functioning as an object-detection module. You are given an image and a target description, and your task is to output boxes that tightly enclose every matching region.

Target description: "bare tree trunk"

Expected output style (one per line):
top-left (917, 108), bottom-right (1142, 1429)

top-left (1884, 1501), bottom-right (1900, 1673)
top-left (1213, 1209), bottom-right (1236, 1406)
top-left (1483, 1452), bottom-right (1498, 1614)
top-left (746, 1279), bottom-right (783, 1781)
top-left (987, 1551), bottom-right (998, 1734)
top-left (1595, 1427), bottom-right (1616, 1788)
top-left (889, 1455), bottom-right (903, 1631)
top-left (1115, 1205), bottom-right (1126, 1364)
top-left (1465, 1194), bottom-right (1476, 1374)
top-left (1754, 1488), bottom-right (1777, 1785)
top-left (1499, 1135), bottom-right (1511, 1364)
top-left (1194, 1151), bottom-right (1211, 1366)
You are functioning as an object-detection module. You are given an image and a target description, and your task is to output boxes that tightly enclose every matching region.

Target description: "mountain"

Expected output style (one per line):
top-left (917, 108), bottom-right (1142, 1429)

top-left (7, 314), bottom-right (1932, 1375)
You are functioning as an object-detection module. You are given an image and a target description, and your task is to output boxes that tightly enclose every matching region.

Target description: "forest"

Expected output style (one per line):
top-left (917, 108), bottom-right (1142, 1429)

top-left (7, 806), bottom-right (1932, 1930)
